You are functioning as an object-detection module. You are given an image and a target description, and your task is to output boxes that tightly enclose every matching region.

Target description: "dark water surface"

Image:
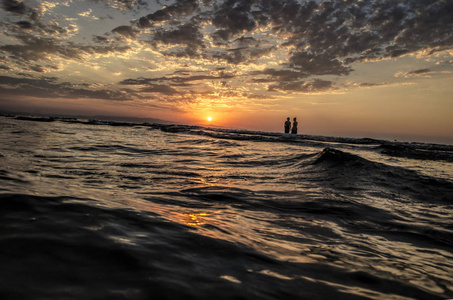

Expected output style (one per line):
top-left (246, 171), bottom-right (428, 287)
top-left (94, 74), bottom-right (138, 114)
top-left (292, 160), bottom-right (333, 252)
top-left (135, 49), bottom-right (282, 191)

top-left (1, 116), bottom-right (452, 299)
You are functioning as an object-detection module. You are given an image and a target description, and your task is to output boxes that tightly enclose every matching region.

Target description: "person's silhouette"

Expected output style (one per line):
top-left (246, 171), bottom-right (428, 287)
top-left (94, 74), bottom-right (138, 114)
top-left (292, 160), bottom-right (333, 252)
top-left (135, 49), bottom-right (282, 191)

top-left (291, 117), bottom-right (298, 134)
top-left (284, 117), bottom-right (291, 133)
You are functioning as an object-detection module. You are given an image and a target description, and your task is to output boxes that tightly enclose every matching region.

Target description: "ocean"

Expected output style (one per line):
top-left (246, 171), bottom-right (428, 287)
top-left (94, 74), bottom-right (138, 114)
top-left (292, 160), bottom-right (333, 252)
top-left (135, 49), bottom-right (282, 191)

top-left (0, 115), bottom-right (452, 300)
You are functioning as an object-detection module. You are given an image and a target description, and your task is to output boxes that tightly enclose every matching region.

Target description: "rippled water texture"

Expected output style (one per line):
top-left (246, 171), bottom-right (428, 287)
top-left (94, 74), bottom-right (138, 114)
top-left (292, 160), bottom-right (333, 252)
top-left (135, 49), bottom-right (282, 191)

top-left (1, 116), bottom-right (452, 299)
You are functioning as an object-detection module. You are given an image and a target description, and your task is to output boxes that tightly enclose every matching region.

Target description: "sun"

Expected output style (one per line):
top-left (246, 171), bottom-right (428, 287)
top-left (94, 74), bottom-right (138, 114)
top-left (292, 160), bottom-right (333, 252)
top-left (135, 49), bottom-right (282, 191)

top-left (207, 116), bottom-right (212, 122)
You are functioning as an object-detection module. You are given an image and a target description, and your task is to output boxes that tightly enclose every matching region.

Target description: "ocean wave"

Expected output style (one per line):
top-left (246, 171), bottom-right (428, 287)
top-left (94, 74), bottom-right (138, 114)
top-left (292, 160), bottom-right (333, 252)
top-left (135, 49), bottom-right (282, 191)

top-left (286, 148), bottom-right (453, 203)
top-left (0, 169), bottom-right (30, 185)
top-left (1, 193), bottom-right (447, 300)
top-left (1, 115), bottom-right (453, 299)
top-left (377, 144), bottom-right (453, 162)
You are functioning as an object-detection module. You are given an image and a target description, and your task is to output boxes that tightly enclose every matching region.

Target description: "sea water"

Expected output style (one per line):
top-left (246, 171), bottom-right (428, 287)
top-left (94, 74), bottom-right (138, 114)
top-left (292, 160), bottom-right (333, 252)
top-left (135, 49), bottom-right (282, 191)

top-left (0, 115), bottom-right (452, 299)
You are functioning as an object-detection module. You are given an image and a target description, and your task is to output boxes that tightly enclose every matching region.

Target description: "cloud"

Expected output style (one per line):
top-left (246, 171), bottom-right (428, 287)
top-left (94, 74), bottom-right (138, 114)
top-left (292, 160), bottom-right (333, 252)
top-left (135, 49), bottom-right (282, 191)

top-left (211, 45), bottom-right (276, 64)
top-left (1, 33), bottom-right (130, 65)
top-left (112, 25), bottom-right (139, 38)
top-left (268, 79), bottom-right (335, 93)
top-left (1, 0), bottom-right (41, 21)
top-left (118, 70), bottom-right (240, 100)
top-left (256, 0), bottom-right (452, 74)
top-left (140, 84), bottom-right (181, 95)
top-left (137, 0), bottom-right (199, 28)
top-left (354, 82), bottom-right (389, 88)
top-left (29, 65), bottom-right (46, 73)
top-left (0, 75), bottom-right (136, 101)
top-left (1, 36), bottom-right (72, 62)
top-left (408, 68), bottom-right (431, 75)
top-left (395, 68), bottom-right (434, 78)
top-left (0, 3), bottom-right (133, 67)
top-left (15, 20), bottom-right (33, 29)
top-left (119, 71), bottom-right (235, 86)
top-left (251, 68), bottom-right (308, 83)
top-left (289, 52), bottom-right (351, 76)
top-left (1, 0), bottom-right (452, 103)
top-left (1, 0), bottom-right (27, 14)
top-left (153, 22), bottom-right (204, 55)
top-left (112, 0), bottom-right (452, 73)
top-left (211, 0), bottom-right (257, 40)
top-left (251, 67), bottom-right (338, 94)
top-left (93, 35), bottom-right (109, 43)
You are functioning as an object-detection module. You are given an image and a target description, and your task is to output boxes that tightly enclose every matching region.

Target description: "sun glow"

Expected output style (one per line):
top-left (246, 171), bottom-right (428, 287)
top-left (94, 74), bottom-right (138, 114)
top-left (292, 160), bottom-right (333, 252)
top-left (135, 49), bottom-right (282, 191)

top-left (207, 116), bottom-right (212, 122)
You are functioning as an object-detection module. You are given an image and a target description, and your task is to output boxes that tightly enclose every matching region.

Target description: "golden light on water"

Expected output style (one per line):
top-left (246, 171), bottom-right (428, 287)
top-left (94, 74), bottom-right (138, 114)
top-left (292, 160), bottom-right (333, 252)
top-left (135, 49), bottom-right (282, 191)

top-left (186, 212), bottom-right (207, 226)
top-left (198, 178), bottom-right (217, 186)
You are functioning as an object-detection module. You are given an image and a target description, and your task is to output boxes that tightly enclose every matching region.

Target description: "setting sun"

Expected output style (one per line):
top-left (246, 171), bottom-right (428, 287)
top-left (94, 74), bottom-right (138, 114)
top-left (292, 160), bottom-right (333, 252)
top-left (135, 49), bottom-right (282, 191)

top-left (207, 117), bottom-right (212, 122)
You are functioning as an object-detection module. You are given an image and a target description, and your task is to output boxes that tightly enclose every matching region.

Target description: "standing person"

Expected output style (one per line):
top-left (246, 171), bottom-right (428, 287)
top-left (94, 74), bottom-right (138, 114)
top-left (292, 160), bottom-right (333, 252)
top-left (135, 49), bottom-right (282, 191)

top-left (284, 117), bottom-right (291, 133)
top-left (291, 117), bottom-right (298, 134)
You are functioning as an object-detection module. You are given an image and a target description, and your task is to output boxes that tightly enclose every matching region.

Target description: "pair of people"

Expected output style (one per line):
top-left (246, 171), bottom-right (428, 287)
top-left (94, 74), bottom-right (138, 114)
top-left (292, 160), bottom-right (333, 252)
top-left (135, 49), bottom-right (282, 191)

top-left (284, 117), bottom-right (298, 134)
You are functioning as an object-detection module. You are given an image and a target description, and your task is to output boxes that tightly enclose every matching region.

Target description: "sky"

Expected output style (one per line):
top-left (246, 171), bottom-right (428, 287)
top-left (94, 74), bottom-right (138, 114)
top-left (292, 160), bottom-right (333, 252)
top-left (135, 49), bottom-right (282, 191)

top-left (0, 0), bottom-right (452, 144)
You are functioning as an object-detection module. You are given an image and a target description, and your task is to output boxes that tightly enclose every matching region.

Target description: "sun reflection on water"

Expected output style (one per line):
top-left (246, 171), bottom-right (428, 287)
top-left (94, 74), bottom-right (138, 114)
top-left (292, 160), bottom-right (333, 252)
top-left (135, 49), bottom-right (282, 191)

top-left (185, 212), bottom-right (208, 226)
top-left (198, 178), bottom-right (218, 186)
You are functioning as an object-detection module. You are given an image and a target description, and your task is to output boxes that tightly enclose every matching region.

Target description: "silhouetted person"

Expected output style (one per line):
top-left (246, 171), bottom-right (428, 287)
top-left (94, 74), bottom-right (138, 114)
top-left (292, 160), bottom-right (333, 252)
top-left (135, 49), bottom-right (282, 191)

top-left (291, 117), bottom-right (298, 134)
top-left (284, 117), bottom-right (291, 133)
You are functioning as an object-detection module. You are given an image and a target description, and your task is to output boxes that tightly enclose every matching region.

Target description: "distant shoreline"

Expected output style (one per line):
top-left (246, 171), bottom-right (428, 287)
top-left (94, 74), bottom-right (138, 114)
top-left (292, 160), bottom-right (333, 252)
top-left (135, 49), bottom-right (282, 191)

top-left (0, 110), bottom-right (173, 125)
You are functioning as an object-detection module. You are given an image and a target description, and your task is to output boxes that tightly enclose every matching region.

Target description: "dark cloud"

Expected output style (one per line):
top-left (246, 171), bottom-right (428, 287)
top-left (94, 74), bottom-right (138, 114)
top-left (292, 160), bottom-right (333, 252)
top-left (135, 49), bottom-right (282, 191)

top-left (153, 22), bottom-right (204, 50)
top-left (408, 68), bottom-right (431, 75)
top-left (120, 72), bottom-right (234, 86)
top-left (211, 29), bottom-right (230, 43)
top-left (0, 75), bottom-right (135, 101)
top-left (112, 25), bottom-right (139, 38)
top-left (251, 68), bottom-right (308, 83)
top-left (255, 0), bottom-right (316, 33)
top-left (289, 52), bottom-right (351, 76)
top-left (1, 34), bottom-right (130, 64)
top-left (110, 0), bottom-right (452, 86)
top-left (118, 70), bottom-right (239, 98)
top-left (232, 36), bottom-right (261, 49)
top-left (0, 75), bottom-right (55, 86)
top-left (138, 9), bottom-right (170, 27)
top-left (1, 0), bottom-right (42, 24)
top-left (386, 46), bottom-right (410, 58)
top-left (120, 78), bottom-right (158, 85)
top-left (212, 49), bottom-right (246, 65)
top-left (397, 68), bottom-right (433, 78)
top-left (0, 36), bottom-right (74, 62)
top-left (29, 65), bottom-right (45, 73)
top-left (1, 0), bottom-right (26, 14)
top-left (244, 45), bottom-right (274, 58)
top-left (255, 0), bottom-right (452, 74)
top-left (210, 43), bottom-right (275, 64)
top-left (211, 0), bottom-right (257, 40)
top-left (93, 35), bottom-right (108, 43)
top-left (137, 0), bottom-right (199, 28)
top-left (356, 83), bottom-right (387, 88)
top-left (15, 20), bottom-right (33, 29)
top-left (146, 0), bottom-right (452, 92)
